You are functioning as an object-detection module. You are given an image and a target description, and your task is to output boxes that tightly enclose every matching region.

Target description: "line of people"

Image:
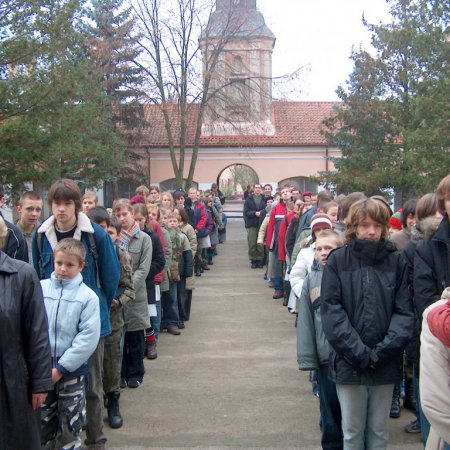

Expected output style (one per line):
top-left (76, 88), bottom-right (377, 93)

top-left (244, 176), bottom-right (450, 450)
top-left (0, 179), bottom-right (227, 450)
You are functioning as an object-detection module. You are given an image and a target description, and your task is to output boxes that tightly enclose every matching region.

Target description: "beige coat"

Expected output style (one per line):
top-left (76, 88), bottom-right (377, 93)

top-left (420, 299), bottom-right (450, 450)
top-left (181, 223), bottom-right (197, 290)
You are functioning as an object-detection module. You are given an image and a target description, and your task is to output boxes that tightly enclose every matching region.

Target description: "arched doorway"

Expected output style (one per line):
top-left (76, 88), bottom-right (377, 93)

top-left (278, 176), bottom-right (318, 194)
top-left (217, 164), bottom-right (259, 199)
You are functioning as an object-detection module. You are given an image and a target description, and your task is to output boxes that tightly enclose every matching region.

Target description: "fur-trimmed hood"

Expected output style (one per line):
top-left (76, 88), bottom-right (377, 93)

top-left (410, 217), bottom-right (442, 244)
top-left (38, 212), bottom-right (94, 249)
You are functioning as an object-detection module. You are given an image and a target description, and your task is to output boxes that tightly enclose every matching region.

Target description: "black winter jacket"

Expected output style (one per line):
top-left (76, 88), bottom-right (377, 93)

top-left (143, 226), bottom-right (166, 305)
top-left (321, 239), bottom-right (414, 385)
top-left (0, 211), bottom-right (28, 262)
top-left (0, 252), bottom-right (52, 449)
top-left (243, 195), bottom-right (266, 228)
top-left (414, 217), bottom-right (450, 318)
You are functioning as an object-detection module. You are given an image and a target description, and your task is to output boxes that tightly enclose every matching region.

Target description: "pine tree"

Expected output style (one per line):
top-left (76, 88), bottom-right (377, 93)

top-left (321, 0), bottom-right (449, 199)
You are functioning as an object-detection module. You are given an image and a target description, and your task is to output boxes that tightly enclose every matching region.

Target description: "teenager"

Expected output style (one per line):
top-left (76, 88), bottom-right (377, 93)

top-left (321, 197), bottom-right (414, 450)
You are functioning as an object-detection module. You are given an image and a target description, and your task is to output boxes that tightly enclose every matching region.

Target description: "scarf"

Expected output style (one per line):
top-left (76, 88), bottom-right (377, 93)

top-left (117, 221), bottom-right (140, 251)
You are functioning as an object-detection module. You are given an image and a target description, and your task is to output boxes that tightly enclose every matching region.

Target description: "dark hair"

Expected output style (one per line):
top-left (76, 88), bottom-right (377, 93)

top-left (48, 179), bottom-right (82, 214)
top-left (401, 199), bottom-right (417, 228)
top-left (175, 205), bottom-right (189, 224)
top-left (109, 216), bottom-right (121, 234)
top-left (86, 206), bottom-right (110, 227)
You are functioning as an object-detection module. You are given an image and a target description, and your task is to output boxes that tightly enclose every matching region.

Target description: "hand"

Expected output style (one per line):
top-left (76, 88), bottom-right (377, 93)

top-left (111, 299), bottom-right (120, 309)
top-left (51, 368), bottom-right (62, 385)
top-left (255, 211), bottom-right (261, 217)
top-left (31, 392), bottom-right (47, 410)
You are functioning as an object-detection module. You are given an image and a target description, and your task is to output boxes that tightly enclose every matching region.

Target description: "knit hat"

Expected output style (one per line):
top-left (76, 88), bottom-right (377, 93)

top-left (389, 209), bottom-right (403, 231)
top-left (130, 194), bottom-right (146, 205)
top-left (310, 213), bottom-right (333, 233)
top-left (304, 191), bottom-right (312, 198)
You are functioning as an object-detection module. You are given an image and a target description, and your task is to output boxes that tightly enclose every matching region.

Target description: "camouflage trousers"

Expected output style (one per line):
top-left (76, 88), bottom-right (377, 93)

top-left (103, 326), bottom-right (123, 394)
top-left (40, 375), bottom-right (85, 450)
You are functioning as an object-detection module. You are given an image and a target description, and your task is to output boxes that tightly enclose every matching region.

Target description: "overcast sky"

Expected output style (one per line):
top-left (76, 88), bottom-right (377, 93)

top-left (257, 0), bottom-right (392, 101)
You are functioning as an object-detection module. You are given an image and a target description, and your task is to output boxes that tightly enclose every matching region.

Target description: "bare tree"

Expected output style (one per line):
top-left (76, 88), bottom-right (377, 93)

top-left (130, 0), bottom-right (278, 188)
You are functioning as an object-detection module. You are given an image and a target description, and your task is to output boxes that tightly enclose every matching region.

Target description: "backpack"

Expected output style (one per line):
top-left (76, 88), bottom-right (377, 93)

top-left (36, 229), bottom-right (101, 288)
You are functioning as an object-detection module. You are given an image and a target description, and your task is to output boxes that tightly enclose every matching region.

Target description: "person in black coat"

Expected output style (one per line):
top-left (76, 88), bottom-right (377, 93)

top-left (0, 216), bottom-right (52, 450)
top-left (321, 198), bottom-right (414, 450)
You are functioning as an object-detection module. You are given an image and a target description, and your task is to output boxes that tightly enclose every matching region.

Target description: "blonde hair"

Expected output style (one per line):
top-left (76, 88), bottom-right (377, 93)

top-left (135, 185), bottom-right (150, 197)
top-left (82, 192), bottom-right (98, 203)
top-left (167, 210), bottom-right (181, 221)
top-left (0, 216), bottom-right (7, 248)
top-left (112, 198), bottom-right (133, 213)
top-left (54, 238), bottom-right (86, 264)
top-left (315, 229), bottom-right (344, 247)
top-left (437, 174), bottom-right (450, 215)
top-left (345, 198), bottom-right (390, 242)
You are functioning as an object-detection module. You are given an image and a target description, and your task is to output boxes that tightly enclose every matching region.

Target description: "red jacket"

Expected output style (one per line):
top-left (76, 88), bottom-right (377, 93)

top-left (266, 201), bottom-right (287, 250)
top-left (278, 210), bottom-right (296, 261)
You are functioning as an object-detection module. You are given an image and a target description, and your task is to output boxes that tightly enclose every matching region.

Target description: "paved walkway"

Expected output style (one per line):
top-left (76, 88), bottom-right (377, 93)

top-left (108, 221), bottom-right (422, 449)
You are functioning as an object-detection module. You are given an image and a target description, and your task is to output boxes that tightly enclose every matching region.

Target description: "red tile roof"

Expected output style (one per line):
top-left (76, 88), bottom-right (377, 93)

top-left (137, 100), bottom-right (340, 148)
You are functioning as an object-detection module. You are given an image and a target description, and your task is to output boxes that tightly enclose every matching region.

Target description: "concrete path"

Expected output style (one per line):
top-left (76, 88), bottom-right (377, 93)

top-left (107, 220), bottom-right (422, 449)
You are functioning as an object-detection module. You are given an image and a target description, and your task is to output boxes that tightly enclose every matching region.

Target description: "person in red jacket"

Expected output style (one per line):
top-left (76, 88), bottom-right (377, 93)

top-left (266, 186), bottom-right (292, 299)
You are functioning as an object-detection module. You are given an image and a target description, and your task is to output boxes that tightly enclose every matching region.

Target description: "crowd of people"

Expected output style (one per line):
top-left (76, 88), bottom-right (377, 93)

top-left (0, 180), bottom-right (226, 450)
top-left (243, 176), bottom-right (450, 450)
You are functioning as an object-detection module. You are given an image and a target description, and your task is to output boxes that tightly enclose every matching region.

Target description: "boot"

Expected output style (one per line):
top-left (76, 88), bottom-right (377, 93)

top-left (390, 384), bottom-right (401, 418)
top-left (403, 375), bottom-right (416, 411)
top-left (107, 392), bottom-right (123, 429)
top-left (146, 340), bottom-right (157, 360)
top-left (195, 264), bottom-right (202, 277)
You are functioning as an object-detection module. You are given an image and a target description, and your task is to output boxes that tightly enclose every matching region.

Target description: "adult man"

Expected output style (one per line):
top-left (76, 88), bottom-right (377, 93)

top-left (0, 185), bottom-right (28, 262)
top-left (32, 179), bottom-right (120, 450)
top-left (16, 191), bottom-right (43, 262)
top-left (243, 183), bottom-right (266, 268)
top-left (263, 184), bottom-right (273, 198)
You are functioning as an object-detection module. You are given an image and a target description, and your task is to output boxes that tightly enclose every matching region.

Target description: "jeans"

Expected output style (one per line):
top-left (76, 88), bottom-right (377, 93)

top-left (272, 257), bottom-right (284, 291)
top-left (317, 364), bottom-right (343, 450)
top-left (161, 282), bottom-right (179, 327)
top-left (151, 301), bottom-right (161, 339)
top-left (336, 383), bottom-right (393, 450)
top-left (413, 368), bottom-right (430, 445)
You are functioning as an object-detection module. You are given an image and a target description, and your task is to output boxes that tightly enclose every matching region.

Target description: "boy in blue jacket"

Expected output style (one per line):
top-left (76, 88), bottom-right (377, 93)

top-left (40, 238), bottom-right (100, 450)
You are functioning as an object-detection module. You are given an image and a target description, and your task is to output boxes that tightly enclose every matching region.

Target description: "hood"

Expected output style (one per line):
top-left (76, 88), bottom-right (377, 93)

top-left (411, 217), bottom-right (442, 244)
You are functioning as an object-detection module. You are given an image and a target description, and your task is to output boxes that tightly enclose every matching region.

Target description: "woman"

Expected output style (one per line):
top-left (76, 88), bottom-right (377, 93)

top-left (0, 216), bottom-right (52, 449)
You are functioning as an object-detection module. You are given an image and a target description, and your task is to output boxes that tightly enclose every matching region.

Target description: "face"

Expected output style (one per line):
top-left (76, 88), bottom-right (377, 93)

top-left (356, 215), bottom-right (384, 241)
top-left (266, 199), bottom-right (274, 206)
top-left (82, 197), bottom-right (97, 212)
top-left (52, 200), bottom-right (76, 227)
top-left (264, 186), bottom-right (272, 196)
top-left (150, 190), bottom-right (160, 201)
top-left (254, 185), bottom-right (262, 195)
top-left (326, 206), bottom-right (338, 224)
top-left (292, 189), bottom-right (300, 196)
top-left (188, 189), bottom-right (197, 200)
top-left (196, 191), bottom-right (201, 200)
top-left (97, 220), bottom-right (108, 232)
top-left (54, 251), bottom-right (84, 280)
top-left (167, 217), bottom-right (179, 229)
top-left (17, 198), bottom-right (43, 227)
top-left (162, 195), bottom-right (172, 208)
top-left (107, 226), bottom-right (118, 242)
top-left (406, 214), bottom-right (415, 231)
top-left (176, 196), bottom-right (185, 206)
top-left (315, 236), bottom-right (339, 266)
top-left (303, 195), bottom-right (311, 203)
top-left (160, 213), bottom-right (168, 227)
top-left (134, 212), bottom-right (147, 230)
top-left (281, 188), bottom-right (291, 202)
top-left (115, 207), bottom-right (134, 229)
top-left (147, 208), bottom-right (158, 221)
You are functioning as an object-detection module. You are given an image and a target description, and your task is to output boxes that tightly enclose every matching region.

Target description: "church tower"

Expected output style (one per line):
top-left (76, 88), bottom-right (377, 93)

top-left (199, 0), bottom-right (276, 136)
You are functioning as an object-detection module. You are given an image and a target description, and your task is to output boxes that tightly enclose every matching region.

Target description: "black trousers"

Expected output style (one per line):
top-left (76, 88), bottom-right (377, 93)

top-left (121, 330), bottom-right (145, 382)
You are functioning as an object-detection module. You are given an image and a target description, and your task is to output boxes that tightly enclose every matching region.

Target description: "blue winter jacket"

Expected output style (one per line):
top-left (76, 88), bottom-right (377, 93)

top-left (41, 272), bottom-right (100, 377)
top-left (32, 212), bottom-right (120, 337)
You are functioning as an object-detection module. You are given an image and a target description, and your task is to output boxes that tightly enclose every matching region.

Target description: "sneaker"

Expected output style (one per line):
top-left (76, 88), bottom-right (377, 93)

top-left (120, 378), bottom-right (127, 389)
top-left (166, 325), bottom-right (181, 335)
top-left (404, 419), bottom-right (421, 434)
top-left (127, 379), bottom-right (141, 389)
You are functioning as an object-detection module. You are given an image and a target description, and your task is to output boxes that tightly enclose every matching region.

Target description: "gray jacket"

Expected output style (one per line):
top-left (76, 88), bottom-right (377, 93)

top-left (297, 261), bottom-right (330, 370)
top-left (125, 230), bottom-right (152, 331)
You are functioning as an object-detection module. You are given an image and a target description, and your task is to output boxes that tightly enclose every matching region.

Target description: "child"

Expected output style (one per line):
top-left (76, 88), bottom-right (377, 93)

top-left (163, 210), bottom-right (193, 333)
top-left (86, 208), bottom-right (135, 429)
top-left (113, 199), bottom-right (152, 388)
top-left (40, 239), bottom-right (100, 449)
top-left (320, 198), bottom-right (414, 450)
top-left (297, 229), bottom-right (344, 449)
